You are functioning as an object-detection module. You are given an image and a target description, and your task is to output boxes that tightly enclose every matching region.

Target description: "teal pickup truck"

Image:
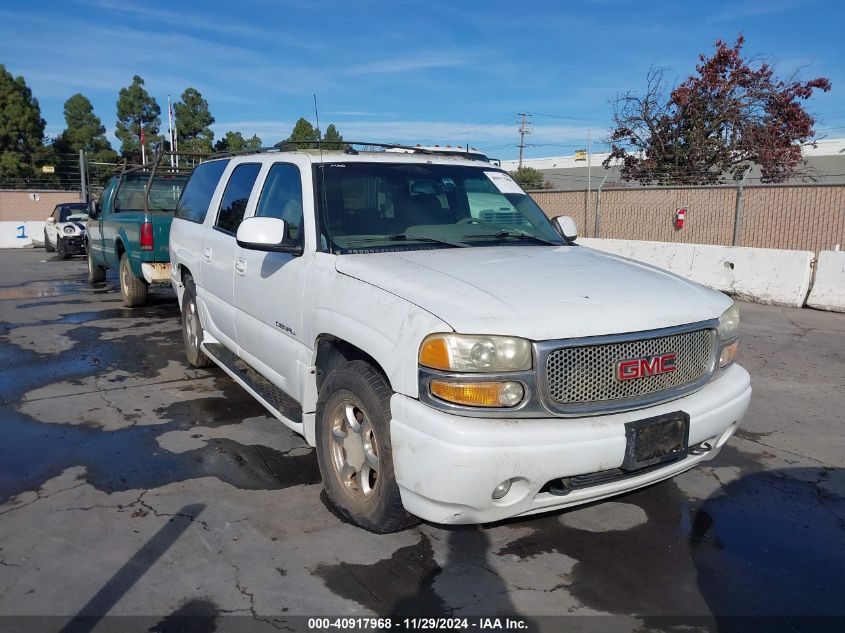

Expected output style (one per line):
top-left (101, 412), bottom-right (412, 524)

top-left (86, 170), bottom-right (189, 306)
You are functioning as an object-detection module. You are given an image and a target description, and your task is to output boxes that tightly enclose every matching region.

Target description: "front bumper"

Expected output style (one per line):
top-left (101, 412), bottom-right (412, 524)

top-left (390, 364), bottom-right (751, 524)
top-left (61, 235), bottom-right (86, 254)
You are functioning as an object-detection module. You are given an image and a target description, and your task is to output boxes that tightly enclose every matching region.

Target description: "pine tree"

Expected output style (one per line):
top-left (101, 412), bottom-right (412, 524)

top-left (174, 87), bottom-right (215, 154)
top-left (0, 65), bottom-right (48, 185)
top-left (115, 75), bottom-right (161, 158)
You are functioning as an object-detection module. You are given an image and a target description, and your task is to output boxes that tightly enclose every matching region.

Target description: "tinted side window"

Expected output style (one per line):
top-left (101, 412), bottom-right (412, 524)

top-left (255, 163), bottom-right (303, 243)
top-left (176, 159), bottom-right (231, 224)
top-left (216, 163), bottom-right (261, 234)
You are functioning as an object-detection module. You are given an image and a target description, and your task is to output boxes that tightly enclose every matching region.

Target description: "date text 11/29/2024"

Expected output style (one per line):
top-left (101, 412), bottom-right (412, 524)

top-left (307, 617), bottom-right (529, 630)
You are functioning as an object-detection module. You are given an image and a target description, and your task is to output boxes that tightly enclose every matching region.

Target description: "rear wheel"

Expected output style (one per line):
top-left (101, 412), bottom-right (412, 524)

top-left (316, 360), bottom-right (416, 533)
top-left (181, 275), bottom-right (212, 368)
top-left (87, 247), bottom-right (106, 284)
top-left (119, 252), bottom-right (148, 307)
top-left (44, 230), bottom-right (55, 252)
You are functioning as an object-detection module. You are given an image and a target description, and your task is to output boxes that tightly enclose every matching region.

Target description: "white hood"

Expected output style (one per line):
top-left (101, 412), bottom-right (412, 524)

top-left (335, 245), bottom-right (730, 340)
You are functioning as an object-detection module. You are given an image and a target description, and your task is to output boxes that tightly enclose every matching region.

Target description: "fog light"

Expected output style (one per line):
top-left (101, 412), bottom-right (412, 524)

top-left (429, 380), bottom-right (525, 407)
top-left (492, 479), bottom-right (512, 500)
top-left (720, 340), bottom-right (739, 367)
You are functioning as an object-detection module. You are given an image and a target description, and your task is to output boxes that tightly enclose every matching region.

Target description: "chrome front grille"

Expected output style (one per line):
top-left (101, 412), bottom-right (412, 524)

top-left (544, 328), bottom-right (716, 408)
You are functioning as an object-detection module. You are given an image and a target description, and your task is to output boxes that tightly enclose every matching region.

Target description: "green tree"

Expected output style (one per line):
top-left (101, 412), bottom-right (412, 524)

top-left (509, 166), bottom-right (545, 190)
top-left (214, 131), bottom-right (262, 153)
top-left (321, 123), bottom-right (346, 150)
top-left (287, 117), bottom-right (319, 148)
top-left (0, 64), bottom-right (48, 185)
top-left (174, 87), bottom-right (215, 154)
top-left (115, 75), bottom-right (161, 158)
top-left (53, 93), bottom-right (117, 188)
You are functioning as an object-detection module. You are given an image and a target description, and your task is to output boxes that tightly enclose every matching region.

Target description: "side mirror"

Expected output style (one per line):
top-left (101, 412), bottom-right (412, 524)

top-left (88, 199), bottom-right (100, 219)
top-left (236, 217), bottom-right (302, 255)
top-left (552, 215), bottom-right (578, 242)
top-left (46, 216), bottom-right (56, 224)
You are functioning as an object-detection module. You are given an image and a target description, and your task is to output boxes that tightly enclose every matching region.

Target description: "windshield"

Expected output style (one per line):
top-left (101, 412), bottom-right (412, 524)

top-left (115, 173), bottom-right (189, 213)
top-left (59, 205), bottom-right (88, 222)
top-left (314, 162), bottom-right (564, 253)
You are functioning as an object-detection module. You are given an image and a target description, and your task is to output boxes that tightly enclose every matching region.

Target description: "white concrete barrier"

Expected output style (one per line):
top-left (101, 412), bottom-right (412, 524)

top-left (807, 251), bottom-right (845, 313)
top-left (0, 221), bottom-right (46, 249)
top-left (580, 238), bottom-right (814, 308)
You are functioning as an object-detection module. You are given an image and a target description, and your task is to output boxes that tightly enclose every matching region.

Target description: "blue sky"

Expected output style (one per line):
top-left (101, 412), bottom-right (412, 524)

top-left (2, 0), bottom-right (843, 160)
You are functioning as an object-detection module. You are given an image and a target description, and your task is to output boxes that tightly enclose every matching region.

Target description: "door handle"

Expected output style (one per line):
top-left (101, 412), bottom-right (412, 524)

top-left (235, 258), bottom-right (247, 275)
top-left (202, 247), bottom-right (213, 262)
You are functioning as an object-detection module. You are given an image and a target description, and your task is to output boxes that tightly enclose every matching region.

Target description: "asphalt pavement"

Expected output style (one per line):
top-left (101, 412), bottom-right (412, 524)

top-left (0, 248), bottom-right (843, 632)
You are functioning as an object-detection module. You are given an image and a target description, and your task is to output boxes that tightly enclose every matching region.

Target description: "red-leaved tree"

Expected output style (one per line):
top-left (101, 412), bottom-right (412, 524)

top-left (603, 36), bottom-right (831, 184)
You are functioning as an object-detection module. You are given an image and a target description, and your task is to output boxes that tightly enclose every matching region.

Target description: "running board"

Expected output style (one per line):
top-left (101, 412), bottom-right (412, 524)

top-left (203, 342), bottom-right (304, 432)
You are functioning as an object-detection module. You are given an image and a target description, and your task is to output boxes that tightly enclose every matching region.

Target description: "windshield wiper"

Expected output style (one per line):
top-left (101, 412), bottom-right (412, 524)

top-left (347, 233), bottom-right (469, 248)
top-left (463, 229), bottom-right (560, 246)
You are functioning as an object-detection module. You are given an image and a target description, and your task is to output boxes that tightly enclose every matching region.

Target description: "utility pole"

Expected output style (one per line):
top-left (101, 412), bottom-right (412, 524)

top-left (79, 150), bottom-right (88, 204)
top-left (517, 113), bottom-right (532, 169)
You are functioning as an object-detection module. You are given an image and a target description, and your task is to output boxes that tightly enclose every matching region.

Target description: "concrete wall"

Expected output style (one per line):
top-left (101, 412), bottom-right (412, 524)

top-left (0, 190), bottom-right (81, 222)
top-left (0, 221), bottom-right (46, 248)
top-left (580, 238), bottom-right (816, 308)
top-left (807, 251), bottom-right (845, 312)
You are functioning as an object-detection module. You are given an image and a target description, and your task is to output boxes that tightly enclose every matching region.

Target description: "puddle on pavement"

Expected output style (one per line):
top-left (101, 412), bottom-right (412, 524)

top-left (315, 533), bottom-right (449, 616)
top-left (0, 280), bottom-right (112, 300)
top-left (496, 446), bottom-right (845, 618)
top-left (0, 297), bottom-right (318, 503)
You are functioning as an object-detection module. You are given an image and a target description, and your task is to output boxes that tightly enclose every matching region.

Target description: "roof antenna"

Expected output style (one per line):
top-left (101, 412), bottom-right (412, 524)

top-left (313, 94), bottom-right (323, 161)
top-left (314, 93), bottom-right (331, 253)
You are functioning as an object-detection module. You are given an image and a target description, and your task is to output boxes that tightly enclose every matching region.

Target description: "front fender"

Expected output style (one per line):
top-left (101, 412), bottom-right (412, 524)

top-left (303, 261), bottom-right (452, 400)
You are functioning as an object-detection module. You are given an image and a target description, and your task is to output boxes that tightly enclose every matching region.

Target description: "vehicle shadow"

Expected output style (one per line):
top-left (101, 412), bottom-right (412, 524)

top-left (687, 466), bottom-right (845, 632)
top-left (56, 504), bottom-right (206, 633)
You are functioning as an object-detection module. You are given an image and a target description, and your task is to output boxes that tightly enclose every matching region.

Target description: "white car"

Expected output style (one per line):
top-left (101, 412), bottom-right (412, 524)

top-left (45, 202), bottom-right (89, 259)
top-left (169, 146), bottom-right (751, 532)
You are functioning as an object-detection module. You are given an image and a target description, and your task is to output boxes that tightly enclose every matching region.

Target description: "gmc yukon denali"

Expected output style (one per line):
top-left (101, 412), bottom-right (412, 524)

top-left (169, 145), bottom-right (751, 532)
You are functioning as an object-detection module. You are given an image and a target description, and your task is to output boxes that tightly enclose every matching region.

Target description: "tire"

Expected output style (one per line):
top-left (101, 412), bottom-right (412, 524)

top-left (44, 230), bottom-right (55, 252)
top-left (181, 275), bottom-right (212, 368)
top-left (316, 360), bottom-right (416, 533)
top-left (56, 237), bottom-right (70, 260)
top-left (87, 247), bottom-right (106, 284)
top-left (119, 252), bottom-right (148, 307)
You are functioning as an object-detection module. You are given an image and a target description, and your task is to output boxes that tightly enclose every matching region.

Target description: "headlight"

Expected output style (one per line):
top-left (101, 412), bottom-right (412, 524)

top-left (63, 226), bottom-right (75, 235)
top-left (717, 304), bottom-right (740, 340)
top-left (419, 334), bottom-right (532, 372)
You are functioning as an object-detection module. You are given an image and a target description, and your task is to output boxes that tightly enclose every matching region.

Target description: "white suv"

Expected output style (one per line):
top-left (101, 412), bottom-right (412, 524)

top-left (169, 146), bottom-right (751, 532)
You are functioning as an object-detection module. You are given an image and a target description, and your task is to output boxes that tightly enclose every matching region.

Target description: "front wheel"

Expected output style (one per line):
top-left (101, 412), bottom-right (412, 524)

top-left (119, 253), bottom-right (148, 307)
top-left (44, 230), bottom-right (55, 252)
top-left (316, 360), bottom-right (416, 533)
top-left (56, 237), bottom-right (70, 260)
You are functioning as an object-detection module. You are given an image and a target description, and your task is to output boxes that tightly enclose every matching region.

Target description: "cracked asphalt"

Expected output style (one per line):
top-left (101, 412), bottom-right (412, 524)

top-left (0, 249), bottom-right (843, 630)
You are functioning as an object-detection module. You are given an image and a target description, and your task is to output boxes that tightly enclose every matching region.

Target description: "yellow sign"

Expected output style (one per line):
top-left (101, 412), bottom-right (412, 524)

top-left (574, 150), bottom-right (587, 161)
top-left (41, 165), bottom-right (55, 173)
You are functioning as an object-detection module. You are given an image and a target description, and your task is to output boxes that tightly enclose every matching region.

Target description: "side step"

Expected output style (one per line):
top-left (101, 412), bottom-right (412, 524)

top-left (203, 342), bottom-right (303, 427)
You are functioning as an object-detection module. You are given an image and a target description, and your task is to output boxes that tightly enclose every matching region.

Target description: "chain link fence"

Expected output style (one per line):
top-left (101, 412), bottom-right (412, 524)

top-left (530, 182), bottom-right (845, 253)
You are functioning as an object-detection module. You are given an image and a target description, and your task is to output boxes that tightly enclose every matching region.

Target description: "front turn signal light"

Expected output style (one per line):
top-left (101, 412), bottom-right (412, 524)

top-left (719, 340), bottom-right (739, 367)
top-left (430, 380), bottom-right (525, 408)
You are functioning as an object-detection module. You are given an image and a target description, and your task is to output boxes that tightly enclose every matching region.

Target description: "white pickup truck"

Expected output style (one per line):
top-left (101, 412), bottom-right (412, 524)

top-left (169, 145), bottom-right (751, 532)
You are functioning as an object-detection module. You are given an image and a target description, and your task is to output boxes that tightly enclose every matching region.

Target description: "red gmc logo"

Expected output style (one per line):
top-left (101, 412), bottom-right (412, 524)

top-left (616, 353), bottom-right (677, 381)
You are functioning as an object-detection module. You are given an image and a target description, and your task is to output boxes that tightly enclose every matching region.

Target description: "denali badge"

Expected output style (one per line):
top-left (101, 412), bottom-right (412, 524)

top-left (616, 353), bottom-right (677, 381)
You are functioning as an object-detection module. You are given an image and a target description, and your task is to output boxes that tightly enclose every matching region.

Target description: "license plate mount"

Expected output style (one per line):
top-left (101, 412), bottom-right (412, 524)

top-left (622, 411), bottom-right (690, 471)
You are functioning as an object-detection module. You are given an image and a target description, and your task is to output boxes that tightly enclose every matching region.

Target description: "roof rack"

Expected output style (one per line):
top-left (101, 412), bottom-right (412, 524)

top-left (262, 140), bottom-right (491, 162)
